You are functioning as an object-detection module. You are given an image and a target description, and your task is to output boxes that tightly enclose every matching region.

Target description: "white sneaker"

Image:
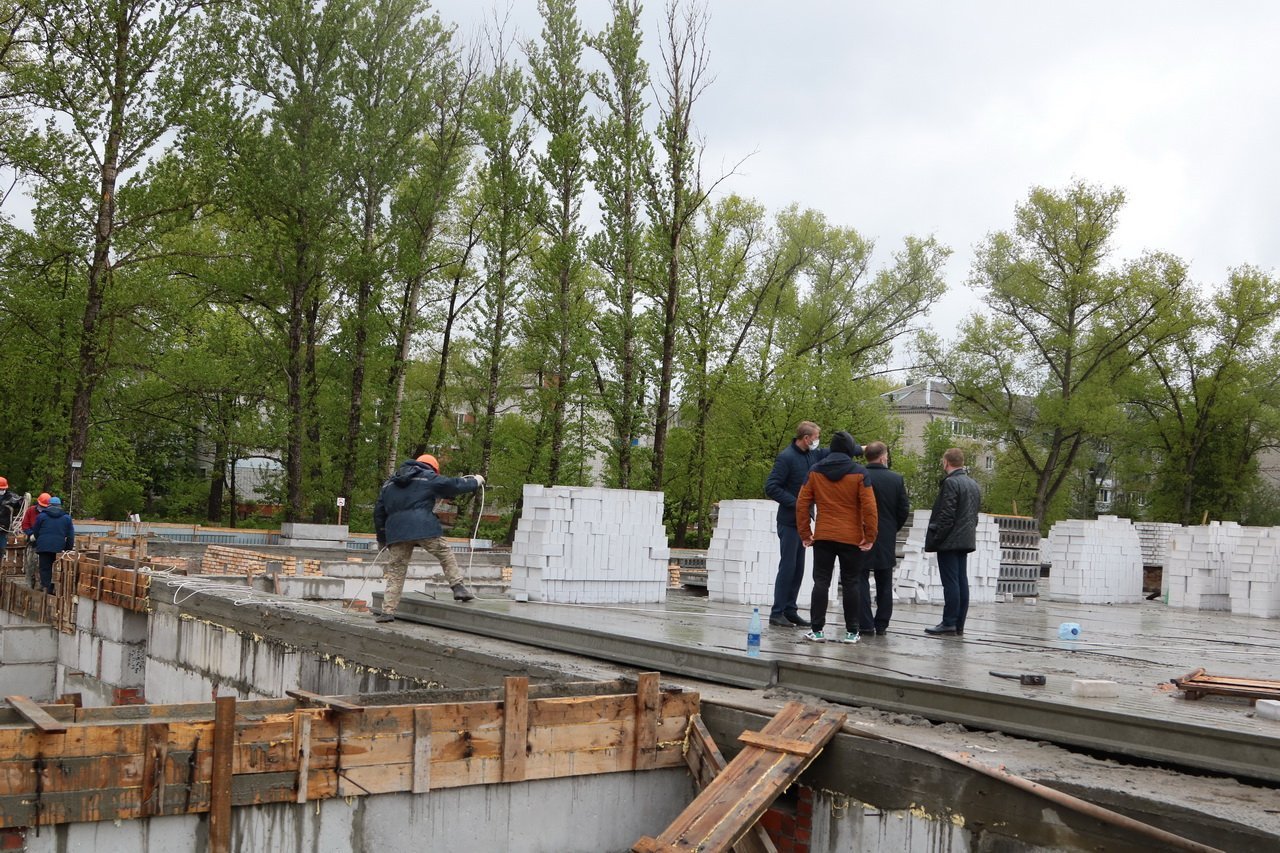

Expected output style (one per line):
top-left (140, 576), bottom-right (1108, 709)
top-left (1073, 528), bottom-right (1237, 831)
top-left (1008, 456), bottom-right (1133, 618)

top-left (839, 632), bottom-right (860, 644)
top-left (803, 630), bottom-right (825, 642)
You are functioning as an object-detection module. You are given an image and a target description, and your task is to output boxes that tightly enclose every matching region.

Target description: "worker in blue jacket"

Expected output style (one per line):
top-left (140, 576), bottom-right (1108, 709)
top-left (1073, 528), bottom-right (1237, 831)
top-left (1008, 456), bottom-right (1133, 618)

top-left (31, 495), bottom-right (75, 594)
top-left (373, 454), bottom-right (484, 623)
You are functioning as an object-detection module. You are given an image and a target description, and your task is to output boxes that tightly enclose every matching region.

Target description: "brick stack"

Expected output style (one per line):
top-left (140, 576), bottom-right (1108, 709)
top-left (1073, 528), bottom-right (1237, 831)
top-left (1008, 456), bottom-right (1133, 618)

top-left (705, 500), bottom-right (813, 607)
top-left (1229, 528), bottom-right (1280, 618)
top-left (1165, 522), bottom-right (1239, 611)
top-left (508, 485), bottom-right (670, 603)
top-left (1135, 521), bottom-right (1180, 567)
top-left (993, 515), bottom-right (1041, 597)
top-left (200, 545), bottom-right (322, 577)
top-left (897, 510), bottom-right (1001, 604)
top-left (1046, 516), bottom-right (1145, 604)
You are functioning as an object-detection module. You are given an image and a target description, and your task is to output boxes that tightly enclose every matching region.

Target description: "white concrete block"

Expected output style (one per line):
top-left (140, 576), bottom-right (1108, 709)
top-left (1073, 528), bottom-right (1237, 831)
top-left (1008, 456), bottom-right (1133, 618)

top-left (1257, 699), bottom-right (1280, 721)
top-left (1071, 679), bottom-right (1120, 698)
top-left (0, 624), bottom-right (58, 664)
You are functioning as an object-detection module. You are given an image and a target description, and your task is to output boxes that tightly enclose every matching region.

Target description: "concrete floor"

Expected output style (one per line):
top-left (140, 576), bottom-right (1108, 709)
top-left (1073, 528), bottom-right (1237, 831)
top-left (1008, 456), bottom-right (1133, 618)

top-left (386, 587), bottom-right (1280, 781)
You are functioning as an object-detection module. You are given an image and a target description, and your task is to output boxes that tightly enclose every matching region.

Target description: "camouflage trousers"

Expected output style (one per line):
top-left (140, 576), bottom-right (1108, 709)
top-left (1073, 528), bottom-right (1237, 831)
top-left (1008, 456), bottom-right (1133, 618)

top-left (382, 537), bottom-right (463, 615)
top-left (24, 543), bottom-right (39, 589)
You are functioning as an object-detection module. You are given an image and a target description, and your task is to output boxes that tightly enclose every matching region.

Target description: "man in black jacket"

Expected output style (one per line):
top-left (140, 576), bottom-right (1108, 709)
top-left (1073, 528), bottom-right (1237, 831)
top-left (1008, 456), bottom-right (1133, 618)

top-left (373, 454), bottom-right (483, 623)
top-left (0, 477), bottom-right (23, 569)
top-left (923, 447), bottom-right (981, 637)
top-left (859, 442), bottom-right (910, 635)
top-left (765, 421), bottom-right (837, 627)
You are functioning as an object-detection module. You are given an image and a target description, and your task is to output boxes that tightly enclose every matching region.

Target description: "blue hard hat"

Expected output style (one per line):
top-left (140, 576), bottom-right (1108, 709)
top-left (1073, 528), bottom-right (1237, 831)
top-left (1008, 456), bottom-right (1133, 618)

top-left (49, 496), bottom-right (62, 506)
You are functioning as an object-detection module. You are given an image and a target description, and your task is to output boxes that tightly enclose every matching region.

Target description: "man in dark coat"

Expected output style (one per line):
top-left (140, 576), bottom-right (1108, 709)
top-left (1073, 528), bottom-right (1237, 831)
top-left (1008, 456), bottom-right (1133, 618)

top-left (0, 477), bottom-right (23, 569)
top-left (30, 495), bottom-right (75, 594)
top-left (859, 442), bottom-right (910, 636)
top-left (923, 447), bottom-right (982, 637)
top-left (373, 454), bottom-right (483, 623)
top-left (765, 421), bottom-right (860, 627)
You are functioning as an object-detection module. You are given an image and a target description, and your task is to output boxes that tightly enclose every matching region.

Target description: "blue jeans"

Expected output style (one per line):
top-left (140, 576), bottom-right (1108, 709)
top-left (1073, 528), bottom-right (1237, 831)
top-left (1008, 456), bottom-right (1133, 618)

top-left (38, 551), bottom-right (57, 594)
top-left (857, 564), bottom-right (895, 632)
top-left (770, 524), bottom-right (806, 619)
top-left (936, 550), bottom-right (969, 630)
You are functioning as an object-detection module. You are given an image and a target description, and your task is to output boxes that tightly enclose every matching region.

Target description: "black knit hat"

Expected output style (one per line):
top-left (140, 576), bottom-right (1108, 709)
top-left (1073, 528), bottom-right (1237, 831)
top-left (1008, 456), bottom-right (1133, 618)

top-left (830, 431), bottom-right (862, 457)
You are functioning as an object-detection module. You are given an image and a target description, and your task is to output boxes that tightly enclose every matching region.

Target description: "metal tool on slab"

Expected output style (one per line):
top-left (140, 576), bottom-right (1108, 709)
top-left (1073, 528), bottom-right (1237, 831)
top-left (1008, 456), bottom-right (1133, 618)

top-left (990, 671), bottom-right (1047, 686)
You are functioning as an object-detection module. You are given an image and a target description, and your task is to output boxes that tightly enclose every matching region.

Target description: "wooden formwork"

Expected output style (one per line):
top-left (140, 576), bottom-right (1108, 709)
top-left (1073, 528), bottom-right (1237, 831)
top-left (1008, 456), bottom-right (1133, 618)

top-left (0, 674), bottom-right (699, 844)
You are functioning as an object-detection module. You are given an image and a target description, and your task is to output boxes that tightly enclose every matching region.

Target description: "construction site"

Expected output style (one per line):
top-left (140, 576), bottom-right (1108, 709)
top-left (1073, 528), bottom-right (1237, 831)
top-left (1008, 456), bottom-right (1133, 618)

top-left (3, 495), bottom-right (1280, 853)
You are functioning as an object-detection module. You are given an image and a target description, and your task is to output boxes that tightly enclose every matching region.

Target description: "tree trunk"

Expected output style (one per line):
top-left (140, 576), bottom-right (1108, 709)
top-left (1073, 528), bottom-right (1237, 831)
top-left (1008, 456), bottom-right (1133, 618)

top-left (341, 193), bottom-right (377, 505)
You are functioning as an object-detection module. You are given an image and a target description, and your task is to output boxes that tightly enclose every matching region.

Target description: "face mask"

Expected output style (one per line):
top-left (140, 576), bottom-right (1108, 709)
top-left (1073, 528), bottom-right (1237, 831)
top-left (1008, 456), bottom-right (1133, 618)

top-left (809, 438), bottom-right (821, 451)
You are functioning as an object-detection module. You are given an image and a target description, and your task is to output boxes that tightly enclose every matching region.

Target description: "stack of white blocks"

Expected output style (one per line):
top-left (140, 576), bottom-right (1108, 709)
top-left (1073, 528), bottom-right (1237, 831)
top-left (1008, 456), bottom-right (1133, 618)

top-left (1228, 527), bottom-right (1280, 618)
top-left (1135, 521), bottom-right (1180, 567)
top-left (897, 510), bottom-right (1001, 604)
top-left (508, 485), bottom-right (669, 603)
top-left (1165, 522), bottom-right (1238, 611)
top-left (705, 500), bottom-right (813, 607)
top-left (1046, 516), bottom-right (1144, 604)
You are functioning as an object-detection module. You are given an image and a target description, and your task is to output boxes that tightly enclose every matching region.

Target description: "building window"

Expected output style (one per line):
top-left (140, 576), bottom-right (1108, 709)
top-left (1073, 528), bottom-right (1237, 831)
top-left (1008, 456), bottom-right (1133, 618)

top-left (984, 455), bottom-right (994, 470)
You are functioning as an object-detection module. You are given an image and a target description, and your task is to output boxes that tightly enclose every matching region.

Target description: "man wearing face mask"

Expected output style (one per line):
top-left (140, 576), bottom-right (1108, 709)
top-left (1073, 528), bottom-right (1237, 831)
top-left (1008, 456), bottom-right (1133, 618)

top-left (766, 421), bottom-right (857, 627)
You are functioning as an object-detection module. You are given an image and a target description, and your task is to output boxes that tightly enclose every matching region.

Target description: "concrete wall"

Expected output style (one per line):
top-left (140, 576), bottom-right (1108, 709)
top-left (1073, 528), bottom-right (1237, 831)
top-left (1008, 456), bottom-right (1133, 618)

top-left (21, 769), bottom-right (696, 853)
top-left (0, 612), bottom-right (56, 700)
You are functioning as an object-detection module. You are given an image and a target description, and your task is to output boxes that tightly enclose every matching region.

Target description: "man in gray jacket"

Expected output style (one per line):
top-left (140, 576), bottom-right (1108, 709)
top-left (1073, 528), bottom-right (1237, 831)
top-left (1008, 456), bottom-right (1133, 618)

top-left (922, 447), bottom-right (981, 637)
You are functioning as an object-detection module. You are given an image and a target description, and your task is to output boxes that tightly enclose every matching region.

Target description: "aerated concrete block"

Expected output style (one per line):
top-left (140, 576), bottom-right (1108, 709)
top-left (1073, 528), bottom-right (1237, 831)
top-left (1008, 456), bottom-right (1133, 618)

top-left (1257, 700), bottom-right (1280, 721)
top-left (0, 624), bottom-right (58, 664)
top-left (0, 661), bottom-right (56, 700)
top-left (1071, 679), bottom-right (1120, 698)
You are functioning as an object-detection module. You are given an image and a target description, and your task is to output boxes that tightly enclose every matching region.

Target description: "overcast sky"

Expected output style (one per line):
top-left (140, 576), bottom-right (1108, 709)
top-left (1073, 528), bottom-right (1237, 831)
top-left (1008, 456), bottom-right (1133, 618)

top-left (436, 0), bottom-right (1280, 341)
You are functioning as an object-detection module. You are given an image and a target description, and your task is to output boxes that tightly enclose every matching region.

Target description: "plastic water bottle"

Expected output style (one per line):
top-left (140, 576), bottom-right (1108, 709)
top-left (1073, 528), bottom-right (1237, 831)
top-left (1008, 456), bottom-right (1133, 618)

top-left (1058, 622), bottom-right (1081, 640)
top-left (747, 607), bottom-right (762, 657)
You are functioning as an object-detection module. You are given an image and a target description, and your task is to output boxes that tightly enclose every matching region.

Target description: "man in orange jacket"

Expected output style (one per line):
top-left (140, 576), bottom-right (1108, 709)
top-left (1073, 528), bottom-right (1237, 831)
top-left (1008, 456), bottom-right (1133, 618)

top-left (795, 431), bottom-right (878, 643)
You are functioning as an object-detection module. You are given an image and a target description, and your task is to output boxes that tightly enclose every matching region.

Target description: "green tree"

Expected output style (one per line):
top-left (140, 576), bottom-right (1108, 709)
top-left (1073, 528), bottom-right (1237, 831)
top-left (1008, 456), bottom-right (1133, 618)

top-left (920, 181), bottom-right (1189, 525)
top-left (7, 0), bottom-right (225, 490)
top-left (1125, 266), bottom-right (1280, 524)
top-left (526, 0), bottom-right (592, 486)
top-left (334, 0), bottom-right (451, 505)
top-left (586, 0), bottom-right (653, 488)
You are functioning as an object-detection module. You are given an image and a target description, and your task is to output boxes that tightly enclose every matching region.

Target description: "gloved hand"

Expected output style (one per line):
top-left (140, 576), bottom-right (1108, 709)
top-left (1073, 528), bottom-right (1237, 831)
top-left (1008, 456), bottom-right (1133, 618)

top-left (470, 474), bottom-right (486, 486)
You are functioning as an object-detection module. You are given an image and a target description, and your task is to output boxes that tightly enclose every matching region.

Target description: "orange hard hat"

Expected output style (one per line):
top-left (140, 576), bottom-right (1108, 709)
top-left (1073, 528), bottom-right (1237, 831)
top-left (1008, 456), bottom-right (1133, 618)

top-left (37, 493), bottom-right (51, 507)
top-left (416, 454), bottom-right (440, 472)
top-left (0, 477), bottom-right (7, 489)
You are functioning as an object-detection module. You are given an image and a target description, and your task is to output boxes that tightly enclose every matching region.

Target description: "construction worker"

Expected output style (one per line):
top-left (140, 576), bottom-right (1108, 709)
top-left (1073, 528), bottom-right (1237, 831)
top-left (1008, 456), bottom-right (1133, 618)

top-left (0, 477), bottom-right (22, 569)
top-left (794, 431), bottom-right (878, 644)
top-left (373, 454), bottom-right (484, 623)
top-left (21, 493), bottom-right (51, 589)
top-left (30, 495), bottom-right (75, 594)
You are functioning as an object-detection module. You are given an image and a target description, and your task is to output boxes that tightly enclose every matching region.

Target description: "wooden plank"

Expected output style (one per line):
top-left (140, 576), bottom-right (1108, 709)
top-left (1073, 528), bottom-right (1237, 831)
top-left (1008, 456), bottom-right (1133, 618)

top-left (286, 690), bottom-right (365, 713)
top-left (209, 696), bottom-right (235, 853)
top-left (685, 715), bottom-right (777, 853)
top-left (501, 676), bottom-right (529, 783)
top-left (294, 712), bottom-right (312, 804)
top-left (634, 702), bottom-right (845, 853)
top-left (634, 672), bottom-right (660, 771)
top-left (5, 696), bottom-right (68, 733)
top-left (140, 722), bottom-right (169, 817)
top-left (736, 731), bottom-right (823, 757)
top-left (412, 707), bottom-right (431, 794)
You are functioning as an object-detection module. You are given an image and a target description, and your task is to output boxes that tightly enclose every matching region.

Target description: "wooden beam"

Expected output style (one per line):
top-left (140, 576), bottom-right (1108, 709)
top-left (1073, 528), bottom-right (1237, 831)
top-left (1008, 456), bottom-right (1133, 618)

top-left (412, 707), bottom-right (432, 794)
top-left (501, 676), bottom-right (529, 783)
top-left (294, 712), bottom-right (312, 804)
top-left (286, 690), bottom-right (364, 714)
top-left (634, 672), bottom-right (660, 771)
top-left (684, 716), bottom-right (777, 853)
top-left (5, 696), bottom-right (68, 733)
top-left (736, 731), bottom-right (823, 757)
top-left (209, 696), bottom-right (235, 853)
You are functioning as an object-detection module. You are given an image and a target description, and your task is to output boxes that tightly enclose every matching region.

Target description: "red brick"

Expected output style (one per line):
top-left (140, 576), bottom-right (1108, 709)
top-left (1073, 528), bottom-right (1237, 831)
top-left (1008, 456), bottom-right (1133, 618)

top-left (780, 814), bottom-right (797, 836)
top-left (760, 809), bottom-right (783, 836)
top-left (0, 827), bottom-right (26, 850)
top-left (795, 826), bottom-right (812, 844)
top-left (776, 837), bottom-right (795, 853)
top-left (796, 795), bottom-right (814, 818)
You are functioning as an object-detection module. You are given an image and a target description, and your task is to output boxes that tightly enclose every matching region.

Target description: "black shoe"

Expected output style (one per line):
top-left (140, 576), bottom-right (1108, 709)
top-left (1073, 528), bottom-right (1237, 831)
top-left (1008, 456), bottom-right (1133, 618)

top-left (451, 584), bottom-right (475, 602)
top-left (924, 623), bottom-right (956, 636)
top-left (768, 616), bottom-right (793, 627)
top-left (875, 628), bottom-right (888, 636)
top-left (858, 627), bottom-right (876, 636)
top-left (375, 613), bottom-right (395, 623)
top-left (785, 613), bottom-right (811, 627)
top-left (955, 628), bottom-right (965, 636)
